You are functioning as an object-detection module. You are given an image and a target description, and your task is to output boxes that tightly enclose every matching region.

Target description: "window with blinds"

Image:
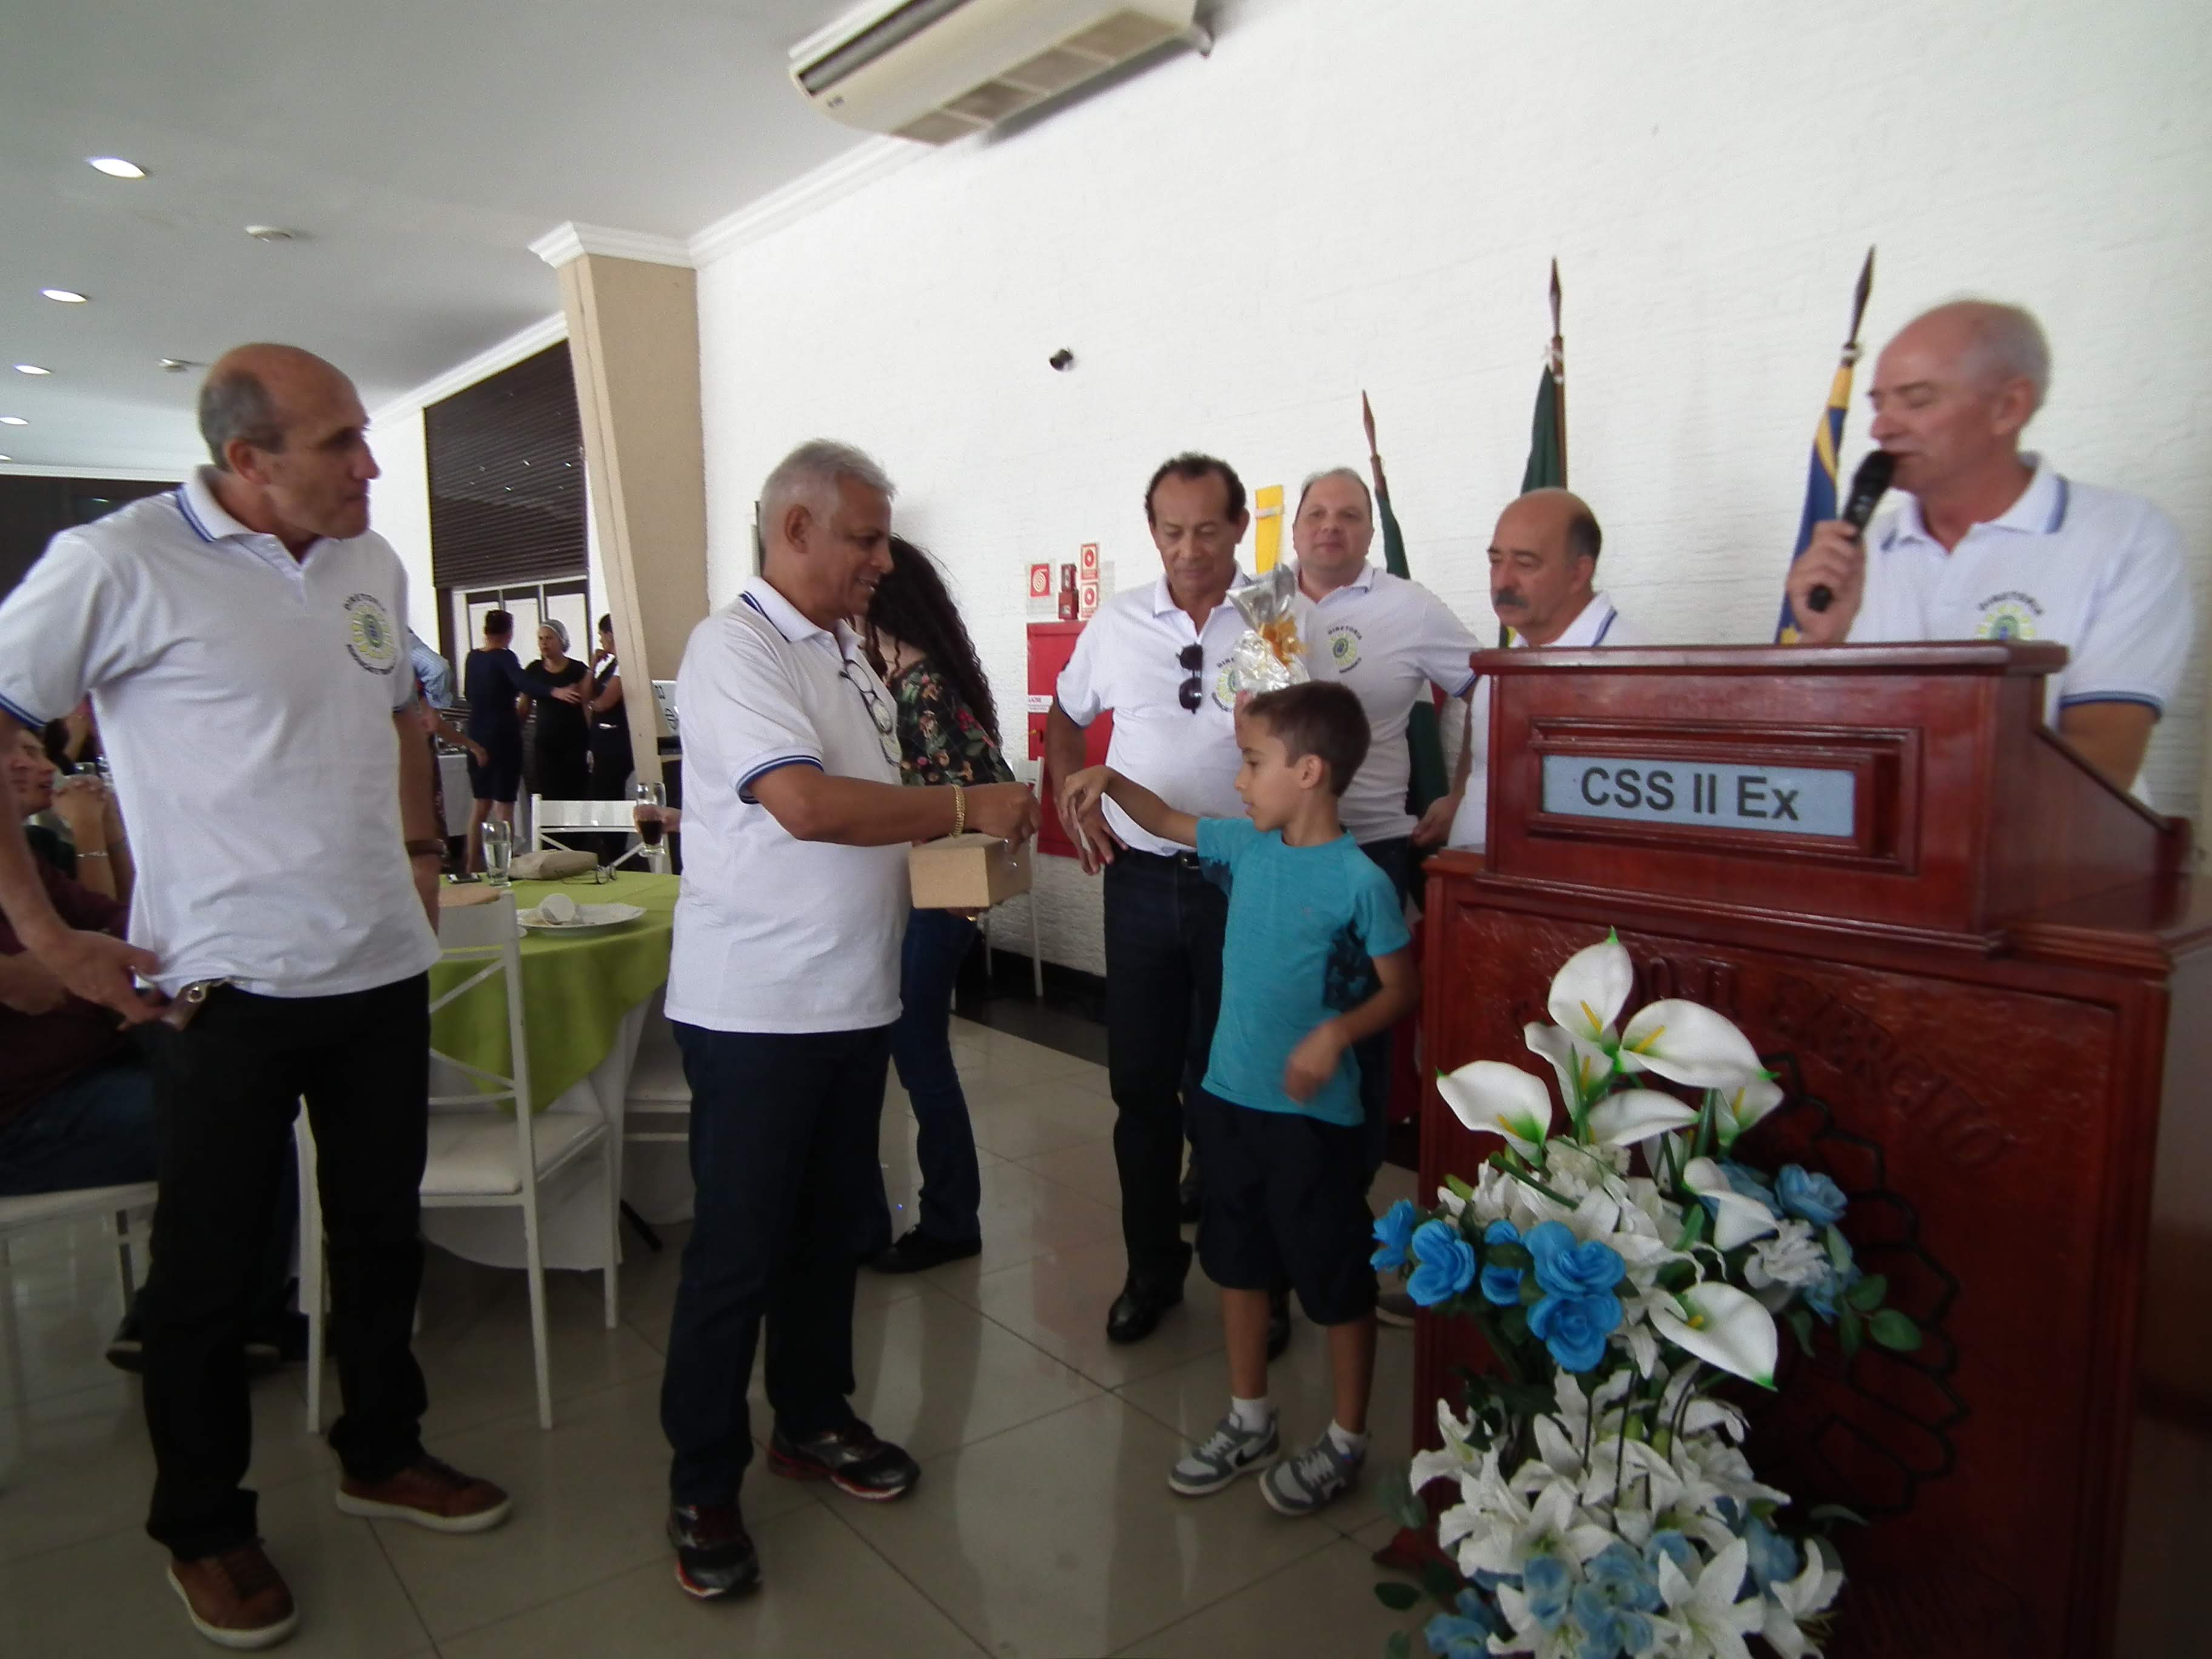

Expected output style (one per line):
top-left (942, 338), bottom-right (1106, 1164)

top-left (425, 343), bottom-right (586, 591)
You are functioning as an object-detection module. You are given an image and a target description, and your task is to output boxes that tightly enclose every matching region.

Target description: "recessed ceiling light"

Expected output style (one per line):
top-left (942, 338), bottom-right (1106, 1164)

top-left (244, 225), bottom-right (300, 243)
top-left (88, 156), bottom-right (146, 179)
top-left (158, 357), bottom-right (202, 373)
top-left (14, 364), bottom-right (52, 376)
top-left (0, 455), bottom-right (11, 463)
top-left (41, 288), bottom-right (89, 304)
top-left (0, 416), bottom-right (25, 426)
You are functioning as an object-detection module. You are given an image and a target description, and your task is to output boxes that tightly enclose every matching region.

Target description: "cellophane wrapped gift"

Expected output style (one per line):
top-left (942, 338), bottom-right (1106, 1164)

top-left (1227, 565), bottom-right (1309, 695)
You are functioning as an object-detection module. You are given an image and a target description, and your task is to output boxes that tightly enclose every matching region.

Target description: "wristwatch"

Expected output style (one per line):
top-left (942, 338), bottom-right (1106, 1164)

top-left (404, 838), bottom-right (446, 859)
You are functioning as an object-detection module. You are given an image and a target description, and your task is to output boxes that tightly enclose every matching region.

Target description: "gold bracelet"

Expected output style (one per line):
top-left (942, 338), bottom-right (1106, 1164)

top-left (953, 783), bottom-right (967, 837)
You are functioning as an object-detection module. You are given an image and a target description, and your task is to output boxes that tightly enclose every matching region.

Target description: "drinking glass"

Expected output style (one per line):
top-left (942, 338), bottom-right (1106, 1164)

top-left (481, 819), bottom-right (513, 887)
top-left (632, 781), bottom-right (667, 848)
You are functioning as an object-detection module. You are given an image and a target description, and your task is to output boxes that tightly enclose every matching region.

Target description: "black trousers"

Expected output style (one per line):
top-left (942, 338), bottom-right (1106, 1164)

top-left (141, 974), bottom-right (431, 1561)
top-left (1355, 836), bottom-right (1413, 1178)
top-left (661, 1024), bottom-right (894, 1507)
top-left (1102, 850), bottom-right (1228, 1285)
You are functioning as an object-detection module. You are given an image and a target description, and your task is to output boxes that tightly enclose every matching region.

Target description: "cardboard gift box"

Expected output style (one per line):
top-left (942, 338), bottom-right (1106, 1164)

top-left (908, 833), bottom-right (1033, 910)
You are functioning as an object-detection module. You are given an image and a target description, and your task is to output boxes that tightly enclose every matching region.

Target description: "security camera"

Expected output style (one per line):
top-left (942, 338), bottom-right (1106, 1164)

top-left (1048, 349), bottom-right (1075, 372)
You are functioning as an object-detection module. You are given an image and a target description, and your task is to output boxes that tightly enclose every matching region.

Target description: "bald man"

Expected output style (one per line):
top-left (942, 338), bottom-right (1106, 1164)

top-left (0, 344), bottom-right (508, 1648)
top-left (1436, 489), bottom-right (1642, 851)
top-left (1785, 301), bottom-right (2192, 796)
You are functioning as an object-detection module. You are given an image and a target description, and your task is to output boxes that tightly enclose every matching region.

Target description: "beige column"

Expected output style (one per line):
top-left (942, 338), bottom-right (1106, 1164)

top-left (533, 224), bottom-right (709, 788)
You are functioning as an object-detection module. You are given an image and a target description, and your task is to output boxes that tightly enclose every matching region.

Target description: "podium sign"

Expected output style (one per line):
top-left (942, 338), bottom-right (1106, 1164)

top-left (1419, 643), bottom-right (2204, 1659)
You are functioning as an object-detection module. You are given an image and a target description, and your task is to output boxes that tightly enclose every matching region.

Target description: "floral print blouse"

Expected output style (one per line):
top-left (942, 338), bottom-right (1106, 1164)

top-left (889, 658), bottom-right (1015, 789)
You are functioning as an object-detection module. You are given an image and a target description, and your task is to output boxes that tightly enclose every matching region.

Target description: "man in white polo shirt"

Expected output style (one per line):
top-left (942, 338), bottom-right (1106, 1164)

top-left (1785, 300), bottom-right (2192, 796)
top-left (1432, 489), bottom-right (1643, 853)
top-left (658, 440), bottom-right (1036, 1602)
top-left (1046, 454), bottom-right (1265, 1350)
top-left (0, 344), bottom-right (509, 1651)
top-left (1289, 467), bottom-right (1478, 1165)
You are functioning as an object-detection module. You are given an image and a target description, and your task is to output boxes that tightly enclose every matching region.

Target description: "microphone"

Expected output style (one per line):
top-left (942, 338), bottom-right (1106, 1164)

top-left (1807, 449), bottom-right (1897, 613)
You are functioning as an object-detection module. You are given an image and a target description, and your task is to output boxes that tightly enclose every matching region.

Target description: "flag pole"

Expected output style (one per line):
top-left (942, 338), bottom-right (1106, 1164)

top-left (1774, 246), bottom-right (1878, 642)
top-left (1549, 258), bottom-right (1567, 487)
top-left (1361, 389), bottom-right (1390, 505)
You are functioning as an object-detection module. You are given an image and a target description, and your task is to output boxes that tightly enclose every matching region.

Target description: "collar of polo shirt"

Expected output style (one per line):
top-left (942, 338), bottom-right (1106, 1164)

top-left (1883, 454), bottom-right (2066, 551)
top-left (742, 576), bottom-right (865, 655)
top-left (1290, 558), bottom-right (1376, 602)
top-left (1148, 569), bottom-right (1250, 618)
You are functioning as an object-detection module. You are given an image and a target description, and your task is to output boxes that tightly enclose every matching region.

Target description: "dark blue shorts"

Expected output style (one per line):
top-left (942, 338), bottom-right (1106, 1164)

top-left (1188, 1087), bottom-right (1376, 1327)
top-left (466, 733), bottom-right (523, 804)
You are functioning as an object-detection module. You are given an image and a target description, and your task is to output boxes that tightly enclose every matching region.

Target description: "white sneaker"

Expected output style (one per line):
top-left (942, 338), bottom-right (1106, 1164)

top-left (1168, 1413), bottom-right (1279, 1496)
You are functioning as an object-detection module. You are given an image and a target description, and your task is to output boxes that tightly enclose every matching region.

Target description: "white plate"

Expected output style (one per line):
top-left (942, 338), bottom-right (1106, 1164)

top-left (517, 902), bottom-right (646, 934)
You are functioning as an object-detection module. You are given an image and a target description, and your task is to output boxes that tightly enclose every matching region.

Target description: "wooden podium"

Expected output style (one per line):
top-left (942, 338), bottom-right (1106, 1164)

top-left (1417, 643), bottom-right (2207, 1659)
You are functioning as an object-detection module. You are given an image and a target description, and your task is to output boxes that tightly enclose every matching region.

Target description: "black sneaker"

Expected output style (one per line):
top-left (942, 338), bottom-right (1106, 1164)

top-left (667, 1503), bottom-right (760, 1600)
top-left (870, 1226), bottom-right (982, 1275)
top-left (768, 1419), bottom-right (919, 1501)
top-left (104, 1316), bottom-right (143, 1375)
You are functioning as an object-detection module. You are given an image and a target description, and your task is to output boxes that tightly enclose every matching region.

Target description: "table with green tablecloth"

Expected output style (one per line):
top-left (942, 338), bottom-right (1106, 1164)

top-left (421, 870), bottom-right (685, 1271)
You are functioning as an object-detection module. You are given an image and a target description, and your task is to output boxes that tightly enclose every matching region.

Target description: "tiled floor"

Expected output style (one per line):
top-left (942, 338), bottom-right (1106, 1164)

top-left (2, 1017), bottom-right (2204, 1656)
top-left (0, 1021), bottom-right (1430, 1658)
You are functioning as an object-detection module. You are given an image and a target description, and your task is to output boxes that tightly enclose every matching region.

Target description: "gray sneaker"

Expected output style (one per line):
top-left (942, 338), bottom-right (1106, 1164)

top-left (1167, 1413), bottom-right (1279, 1496)
top-left (1261, 1431), bottom-right (1363, 1516)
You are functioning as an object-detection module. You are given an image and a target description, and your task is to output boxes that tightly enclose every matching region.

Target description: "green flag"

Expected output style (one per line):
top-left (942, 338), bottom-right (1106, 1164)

top-left (1509, 260), bottom-right (1567, 645)
top-left (1362, 394), bottom-right (1451, 816)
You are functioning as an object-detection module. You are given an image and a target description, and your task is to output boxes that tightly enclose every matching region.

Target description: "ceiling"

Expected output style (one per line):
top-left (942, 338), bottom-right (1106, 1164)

top-left (0, 0), bottom-right (865, 477)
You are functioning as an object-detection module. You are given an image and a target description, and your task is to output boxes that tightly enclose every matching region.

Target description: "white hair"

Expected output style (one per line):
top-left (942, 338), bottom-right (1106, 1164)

top-left (760, 440), bottom-right (896, 543)
top-left (1919, 299), bottom-right (2053, 413)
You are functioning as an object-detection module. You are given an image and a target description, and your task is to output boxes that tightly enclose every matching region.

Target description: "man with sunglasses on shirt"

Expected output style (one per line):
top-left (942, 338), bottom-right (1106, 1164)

top-left (1047, 453), bottom-right (1289, 1353)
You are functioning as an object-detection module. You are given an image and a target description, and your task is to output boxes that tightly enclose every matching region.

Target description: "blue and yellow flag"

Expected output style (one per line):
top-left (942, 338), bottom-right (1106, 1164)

top-left (1777, 249), bottom-right (1875, 642)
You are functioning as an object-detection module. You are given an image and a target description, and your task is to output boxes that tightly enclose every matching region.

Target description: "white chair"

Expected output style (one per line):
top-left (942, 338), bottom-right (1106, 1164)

top-left (979, 888), bottom-right (1044, 1000)
top-left (617, 1008), bottom-right (690, 1252)
top-left (297, 891), bottom-right (617, 1433)
top-left (528, 796), bottom-right (660, 871)
top-left (0, 1182), bottom-right (158, 1304)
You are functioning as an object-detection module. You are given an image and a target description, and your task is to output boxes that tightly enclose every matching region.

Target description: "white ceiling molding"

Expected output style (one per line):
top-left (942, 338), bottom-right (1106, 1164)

top-left (0, 460), bottom-right (189, 481)
top-left (530, 221), bottom-right (695, 270)
top-left (371, 312), bottom-right (569, 424)
top-left (687, 136), bottom-right (926, 267)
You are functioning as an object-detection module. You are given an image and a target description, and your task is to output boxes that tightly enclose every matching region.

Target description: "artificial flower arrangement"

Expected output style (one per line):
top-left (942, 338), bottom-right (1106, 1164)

top-left (1369, 933), bottom-right (1922, 1659)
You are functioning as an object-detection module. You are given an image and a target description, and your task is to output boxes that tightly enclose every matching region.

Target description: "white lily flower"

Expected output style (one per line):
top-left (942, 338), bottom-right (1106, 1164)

top-left (1658, 1537), bottom-right (1763, 1659)
top-left (1652, 1281), bottom-right (1780, 1389)
top-left (1408, 1399), bottom-right (1485, 1493)
top-left (1546, 933), bottom-right (1634, 1046)
top-left (1761, 1538), bottom-right (1846, 1658)
top-left (1619, 999), bottom-right (1767, 1090)
top-left (1462, 1481), bottom-right (1614, 1577)
top-left (1680, 1158), bottom-right (1782, 1251)
top-left (1435, 1060), bottom-right (1553, 1157)
top-left (1743, 1219), bottom-right (1829, 1295)
top-left (1524, 1021), bottom-right (1614, 1118)
top-left (1588, 1087), bottom-right (1703, 1148)
top-left (1714, 1073), bottom-right (1786, 1150)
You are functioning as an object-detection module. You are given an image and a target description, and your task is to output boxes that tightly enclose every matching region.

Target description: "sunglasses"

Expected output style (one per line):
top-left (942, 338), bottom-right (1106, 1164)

top-left (1177, 645), bottom-right (1205, 712)
top-left (839, 659), bottom-right (903, 767)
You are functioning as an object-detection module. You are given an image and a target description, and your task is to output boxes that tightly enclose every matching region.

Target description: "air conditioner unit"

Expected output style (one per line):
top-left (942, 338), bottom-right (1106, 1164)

top-left (789, 0), bottom-right (1200, 145)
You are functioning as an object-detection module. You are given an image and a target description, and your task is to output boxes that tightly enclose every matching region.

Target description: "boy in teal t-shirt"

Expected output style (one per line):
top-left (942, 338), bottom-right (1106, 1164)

top-left (1064, 681), bottom-right (1418, 1518)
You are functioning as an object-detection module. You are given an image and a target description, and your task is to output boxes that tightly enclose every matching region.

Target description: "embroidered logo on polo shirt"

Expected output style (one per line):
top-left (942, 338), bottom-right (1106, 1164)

top-left (1974, 589), bottom-right (2043, 642)
top-left (1325, 624), bottom-right (1363, 672)
top-left (343, 593), bottom-right (400, 674)
top-left (1212, 660), bottom-right (1237, 711)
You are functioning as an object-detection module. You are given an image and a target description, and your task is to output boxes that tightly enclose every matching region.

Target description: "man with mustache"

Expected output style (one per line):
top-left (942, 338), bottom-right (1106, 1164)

top-left (1438, 489), bottom-right (1641, 852)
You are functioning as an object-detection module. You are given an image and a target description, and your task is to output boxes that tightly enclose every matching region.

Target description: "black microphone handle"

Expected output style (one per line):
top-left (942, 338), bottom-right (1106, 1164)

top-left (1807, 584), bottom-right (1833, 613)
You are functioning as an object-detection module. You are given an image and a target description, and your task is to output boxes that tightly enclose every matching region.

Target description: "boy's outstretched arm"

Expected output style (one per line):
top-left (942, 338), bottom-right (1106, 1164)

top-left (1062, 765), bottom-right (1202, 851)
top-left (1282, 948), bottom-right (1421, 1104)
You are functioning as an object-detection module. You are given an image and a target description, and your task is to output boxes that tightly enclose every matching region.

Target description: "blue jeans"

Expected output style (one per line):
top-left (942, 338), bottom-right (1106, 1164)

top-left (0, 1061), bottom-right (158, 1197)
top-left (662, 1024), bottom-right (893, 1506)
top-left (889, 908), bottom-right (982, 1244)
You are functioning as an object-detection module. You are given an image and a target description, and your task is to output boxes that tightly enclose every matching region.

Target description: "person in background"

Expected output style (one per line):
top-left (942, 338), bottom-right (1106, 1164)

top-left (862, 537), bottom-right (1016, 1274)
top-left (42, 697), bottom-right (102, 774)
top-left (519, 620), bottom-right (592, 802)
top-left (0, 341), bottom-right (509, 1650)
top-left (588, 614), bottom-right (634, 797)
top-left (460, 611), bottom-right (574, 872)
top-left (1434, 489), bottom-right (1642, 854)
top-left (406, 628), bottom-right (454, 712)
top-left (657, 440), bottom-right (1038, 1600)
top-left (1782, 298), bottom-right (2193, 797)
top-left (10, 720), bottom-right (133, 903)
top-left (1063, 682), bottom-right (1417, 1518)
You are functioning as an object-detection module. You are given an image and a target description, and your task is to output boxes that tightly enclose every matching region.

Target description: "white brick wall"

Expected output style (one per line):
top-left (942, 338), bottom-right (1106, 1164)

top-left (695, 0), bottom-right (2212, 973)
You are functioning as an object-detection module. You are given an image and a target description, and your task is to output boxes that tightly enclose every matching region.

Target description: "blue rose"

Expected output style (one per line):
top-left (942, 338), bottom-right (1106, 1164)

top-left (1423, 1589), bottom-right (1504, 1658)
top-left (1717, 1160), bottom-right (1781, 1212)
top-left (1741, 1516), bottom-right (1801, 1592)
top-left (1644, 1530), bottom-right (1697, 1577)
top-left (1775, 1165), bottom-right (1848, 1227)
top-left (1524, 1221), bottom-right (1626, 1299)
top-left (1570, 1593), bottom-right (1654, 1659)
top-left (1527, 1289), bottom-right (1623, 1372)
top-left (1407, 1219), bottom-right (1477, 1306)
top-left (1370, 1198), bottom-right (1418, 1272)
top-left (1480, 1219), bottom-right (1526, 1306)
top-left (1520, 1553), bottom-right (1572, 1631)
top-left (1802, 1259), bottom-right (1862, 1322)
top-left (1582, 1543), bottom-right (1662, 1614)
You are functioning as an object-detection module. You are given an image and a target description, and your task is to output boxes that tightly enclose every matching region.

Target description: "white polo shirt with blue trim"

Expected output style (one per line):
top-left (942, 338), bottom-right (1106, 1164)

top-left (665, 575), bottom-right (908, 1034)
top-left (0, 469), bottom-right (436, 997)
top-left (1847, 457), bottom-right (2193, 745)
top-left (1292, 561), bottom-right (1481, 844)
